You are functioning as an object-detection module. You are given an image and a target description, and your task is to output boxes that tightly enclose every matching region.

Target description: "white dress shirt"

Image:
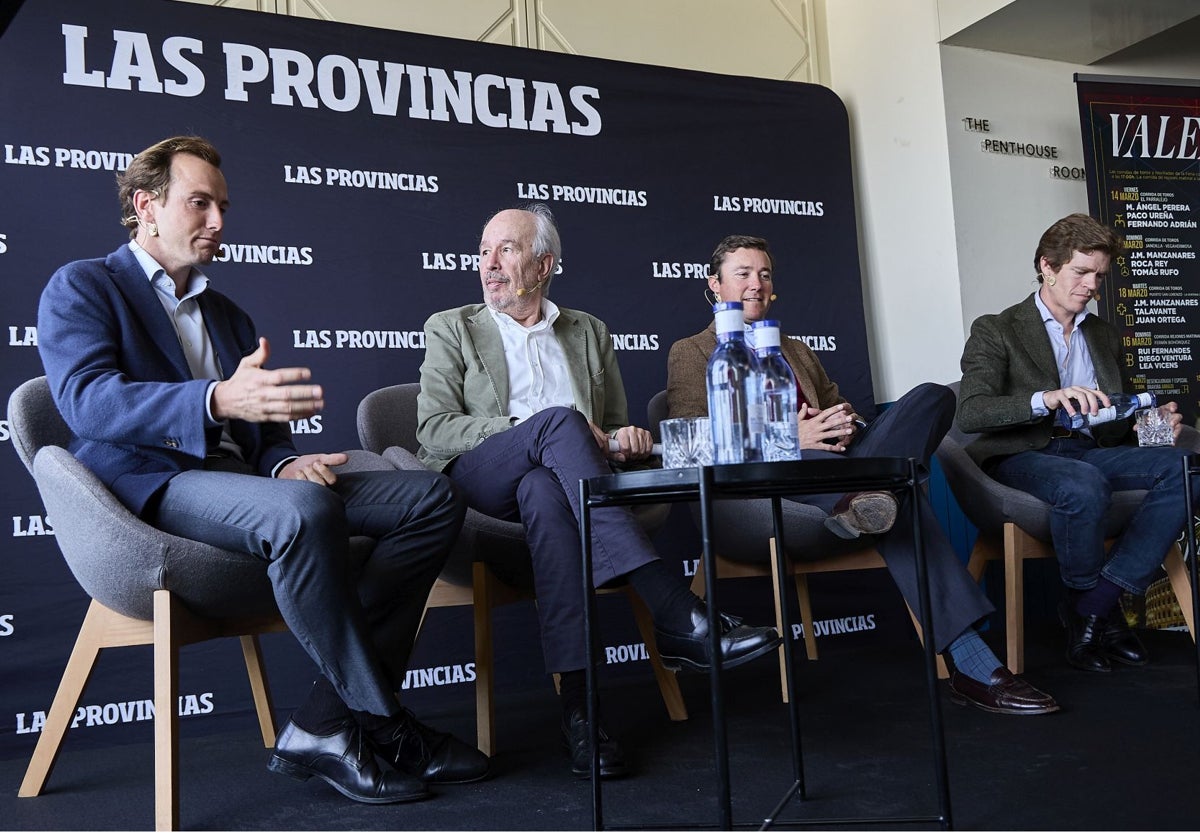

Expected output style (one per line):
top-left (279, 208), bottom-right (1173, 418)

top-left (487, 298), bottom-right (575, 420)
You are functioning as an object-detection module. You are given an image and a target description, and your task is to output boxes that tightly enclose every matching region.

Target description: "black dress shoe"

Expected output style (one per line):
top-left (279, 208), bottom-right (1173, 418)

top-left (947, 667), bottom-right (1060, 715)
top-left (1059, 603), bottom-right (1112, 673)
top-left (654, 603), bottom-right (782, 672)
top-left (1103, 606), bottom-right (1149, 666)
top-left (268, 718), bottom-right (430, 804)
top-left (561, 704), bottom-right (628, 779)
top-left (370, 708), bottom-right (490, 784)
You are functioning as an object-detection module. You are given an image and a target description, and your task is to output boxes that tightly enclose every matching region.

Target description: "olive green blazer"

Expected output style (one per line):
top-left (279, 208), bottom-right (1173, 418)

top-left (957, 293), bottom-right (1132, 466)
top-left (415, 303), bottom-right (630, 472)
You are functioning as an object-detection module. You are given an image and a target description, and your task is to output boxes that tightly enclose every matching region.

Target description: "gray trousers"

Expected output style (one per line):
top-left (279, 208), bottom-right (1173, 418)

top-left (150, 463), bottom-right (464, 716)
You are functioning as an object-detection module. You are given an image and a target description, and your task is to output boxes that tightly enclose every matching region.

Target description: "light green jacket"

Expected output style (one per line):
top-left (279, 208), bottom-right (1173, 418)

top-left (416, 303), bottom-right (631, 472)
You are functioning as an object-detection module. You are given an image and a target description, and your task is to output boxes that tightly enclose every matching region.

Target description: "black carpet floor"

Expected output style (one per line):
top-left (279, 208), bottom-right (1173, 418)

top-left (4, 622), bottom-right (1200, 833)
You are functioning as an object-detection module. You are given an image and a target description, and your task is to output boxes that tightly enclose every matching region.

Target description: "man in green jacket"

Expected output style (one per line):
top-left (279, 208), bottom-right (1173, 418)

top-left (416, 203), bottom-right (779, 779)
top-left (959, 212), bottom-right (1192, 673)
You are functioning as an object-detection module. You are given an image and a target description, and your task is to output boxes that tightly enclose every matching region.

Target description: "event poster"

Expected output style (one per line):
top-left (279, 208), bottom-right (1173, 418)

top-left (1076, 73), bottom-right (1200, 424)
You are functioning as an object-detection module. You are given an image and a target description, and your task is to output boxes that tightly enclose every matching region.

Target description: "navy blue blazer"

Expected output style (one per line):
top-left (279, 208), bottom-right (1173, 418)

top-left (37, 243), bottom-right (297, 514)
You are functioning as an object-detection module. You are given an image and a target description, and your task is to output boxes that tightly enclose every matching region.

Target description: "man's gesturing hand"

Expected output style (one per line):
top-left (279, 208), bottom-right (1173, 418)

top-left (279, 452), bottom-right (349, 486)
top-left (212, 337), bottom-right (324, 422)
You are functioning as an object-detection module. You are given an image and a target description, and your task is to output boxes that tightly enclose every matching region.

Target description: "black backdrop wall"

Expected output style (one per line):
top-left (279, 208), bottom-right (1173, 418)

top-left (0, 0), bottom-right (899, 760)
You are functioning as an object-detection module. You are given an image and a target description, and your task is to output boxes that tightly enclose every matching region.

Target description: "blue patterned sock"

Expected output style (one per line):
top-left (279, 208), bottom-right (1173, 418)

top-left (947, 629), bottom-right (1003, 682)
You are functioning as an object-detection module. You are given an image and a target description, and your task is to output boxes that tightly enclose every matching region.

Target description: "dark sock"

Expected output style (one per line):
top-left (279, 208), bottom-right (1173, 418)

top-left (1074, 578), bottom-right (1123, 618)
top-left (624, 559), bottom-right (700, 632)
top-left (559, 669), bottom-right (587, 715)
top-left (291, 678), bottom-right (352, 736)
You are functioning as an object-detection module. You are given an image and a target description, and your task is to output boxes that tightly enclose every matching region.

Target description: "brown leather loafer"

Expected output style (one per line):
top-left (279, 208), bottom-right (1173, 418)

top-left (948, 667), bottom-right (1060, 715)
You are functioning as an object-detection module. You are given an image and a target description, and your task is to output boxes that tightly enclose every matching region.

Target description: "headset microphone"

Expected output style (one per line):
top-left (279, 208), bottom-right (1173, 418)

top-left (769, 293), bottom-right (778, 301)
top-left (515, 280), bottom-right (545, 297)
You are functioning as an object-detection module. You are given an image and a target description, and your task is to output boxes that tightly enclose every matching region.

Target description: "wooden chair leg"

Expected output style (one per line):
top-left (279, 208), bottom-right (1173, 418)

top-left (1164, 544), bottom-right (1197, 642)
top-left (966, 541), bottom-right (990, 583)
top-left (18, 599), bottom-right (114, 799)
top-left (1004, 522), bottom-right (1026, 675)
top-left (793, 573), bottom-right (819, 663)
top-left (766, 539), bottom-right (794, 703)
top-left (689, 557), bottom-right (708, 599)
top-left (240, 634), bottom-right (276, 748)
top-left (153, 590), bottom-right (180, 832)
top-left (472, 563), bottom-right (497, 757)
top-left (624, 591), bottom-right (688, 721)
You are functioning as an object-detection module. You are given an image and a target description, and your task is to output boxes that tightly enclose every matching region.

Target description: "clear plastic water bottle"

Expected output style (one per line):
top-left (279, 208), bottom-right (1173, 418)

top-left (752, 320), bottom-right (801, 462)
top-left (1055, 391), bottom-right (1155, 430)
top-left (706, 302), bottom-right (763, 463)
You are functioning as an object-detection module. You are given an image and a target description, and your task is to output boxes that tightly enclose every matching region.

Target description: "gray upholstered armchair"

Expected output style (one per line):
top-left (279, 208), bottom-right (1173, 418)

top-left (7, 376), bottom-right (384, 830)
top-left (936, 380), bottom-right (1198, 673)
top-left (356, 383), bottom-right (687, 757)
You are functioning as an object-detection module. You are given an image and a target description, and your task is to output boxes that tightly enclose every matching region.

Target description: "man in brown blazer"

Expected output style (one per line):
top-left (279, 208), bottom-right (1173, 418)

top-left (666, 234), bottom-right (1059, 715)
top-left (959, 213), bottom-right (1192, 673)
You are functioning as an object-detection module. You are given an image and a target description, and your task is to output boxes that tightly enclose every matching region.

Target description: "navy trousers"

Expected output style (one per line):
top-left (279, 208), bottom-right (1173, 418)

top-left (446, 407), bottom-right (657, 673)
top-left (793, 383), bottom-right (993, 651)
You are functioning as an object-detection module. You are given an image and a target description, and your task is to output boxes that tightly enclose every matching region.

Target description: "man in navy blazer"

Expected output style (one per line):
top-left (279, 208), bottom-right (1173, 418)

top-left (37, 136), bottom-right (488, 805)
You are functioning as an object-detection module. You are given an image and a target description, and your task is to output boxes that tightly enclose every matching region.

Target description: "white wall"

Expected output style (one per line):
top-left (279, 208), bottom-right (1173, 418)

top-left (941, 46), bottom-right (1092, 333)
top-left (821, 0), bottom-right (966, 399)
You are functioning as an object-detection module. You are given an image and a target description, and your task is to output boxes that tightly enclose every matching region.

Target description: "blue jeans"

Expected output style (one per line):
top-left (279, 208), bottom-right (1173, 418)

top-left (988, 438), bottom-right (1193, 593)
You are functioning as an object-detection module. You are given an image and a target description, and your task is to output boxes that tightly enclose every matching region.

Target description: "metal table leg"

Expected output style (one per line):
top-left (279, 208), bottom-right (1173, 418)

top-left (761, 495), bottom-right (805, 829)
top-left (908, 459), bottom-right (952, 829)
top-left (698, 467), bottom-right (732, 830)
top-left (579, 479), bottom-right (603, 830)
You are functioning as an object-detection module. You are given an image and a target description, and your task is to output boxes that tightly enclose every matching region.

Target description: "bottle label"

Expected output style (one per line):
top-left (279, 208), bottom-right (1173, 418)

top-left (747, 402), bottom-right (764, 436)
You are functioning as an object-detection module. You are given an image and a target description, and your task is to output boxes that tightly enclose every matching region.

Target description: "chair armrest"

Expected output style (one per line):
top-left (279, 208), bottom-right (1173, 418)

top-left (337, 449), bottom-right (396, 473)
top-left (381, 445), bottom-right (428, 471)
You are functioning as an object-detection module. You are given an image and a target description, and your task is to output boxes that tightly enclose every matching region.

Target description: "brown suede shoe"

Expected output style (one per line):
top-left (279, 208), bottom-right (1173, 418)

top-left (948, 667), bottom-right (1060, 715)
top-left (824, 491), bottom-right (898, 539)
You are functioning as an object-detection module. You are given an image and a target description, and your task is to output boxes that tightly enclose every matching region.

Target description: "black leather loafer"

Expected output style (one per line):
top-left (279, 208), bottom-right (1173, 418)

top-left (268, 718), bottom-right (430, 804)
top-left (654, 603), bottom-right (781, 672)
top-left (1059, 603), bottom-right (1112, 673)
top-left (1103, 606), bottom-right (1149, 666)
top-left (370, 708), bottom-right (490, 784)
top-left (562, 704), bottom-right (628, 779)
top-left (947, 667), bottom-right (1060, 715)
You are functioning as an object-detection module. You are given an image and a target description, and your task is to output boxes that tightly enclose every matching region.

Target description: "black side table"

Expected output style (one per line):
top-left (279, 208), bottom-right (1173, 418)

top-left (579, 456), bottom-right (951, 830)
